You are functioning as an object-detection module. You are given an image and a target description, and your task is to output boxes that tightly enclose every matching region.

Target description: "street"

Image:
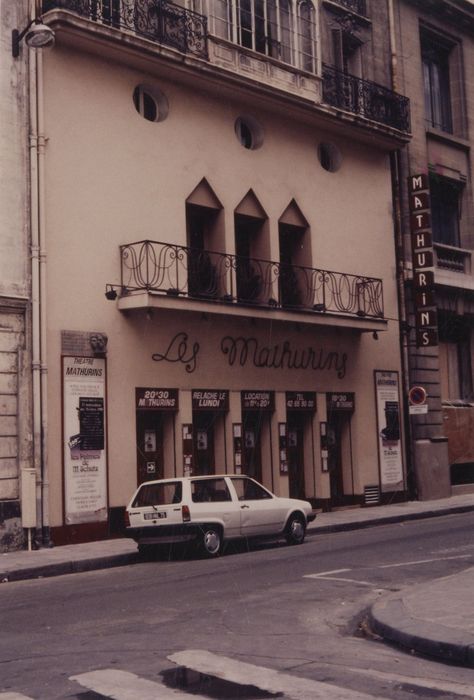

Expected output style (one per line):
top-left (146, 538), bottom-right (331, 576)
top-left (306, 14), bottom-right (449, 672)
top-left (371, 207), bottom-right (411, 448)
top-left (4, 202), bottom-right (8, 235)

top-left (1, 511), bottom-right (474, 700)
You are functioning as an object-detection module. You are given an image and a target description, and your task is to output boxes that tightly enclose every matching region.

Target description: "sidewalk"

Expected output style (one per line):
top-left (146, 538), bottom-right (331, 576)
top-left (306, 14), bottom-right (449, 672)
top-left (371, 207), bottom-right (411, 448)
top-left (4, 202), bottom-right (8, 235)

top-left (1, 492), bottom-right (473, 667)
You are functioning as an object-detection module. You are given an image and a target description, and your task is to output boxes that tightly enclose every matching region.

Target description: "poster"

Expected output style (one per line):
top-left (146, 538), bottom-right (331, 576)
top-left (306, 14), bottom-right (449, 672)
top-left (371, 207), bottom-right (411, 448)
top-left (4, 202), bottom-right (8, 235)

top-left (374, 370), bottom-right (404, 493)
top-left (63, 356), bottom-right (107, 524)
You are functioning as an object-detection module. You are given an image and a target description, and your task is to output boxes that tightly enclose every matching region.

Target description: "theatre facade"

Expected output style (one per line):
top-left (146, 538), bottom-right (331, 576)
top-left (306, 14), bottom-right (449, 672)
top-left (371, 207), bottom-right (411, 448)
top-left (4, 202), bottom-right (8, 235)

top-left (23, 0), bottom-right (412, 545)
top-left (56, 297), bottom-right (406, 543)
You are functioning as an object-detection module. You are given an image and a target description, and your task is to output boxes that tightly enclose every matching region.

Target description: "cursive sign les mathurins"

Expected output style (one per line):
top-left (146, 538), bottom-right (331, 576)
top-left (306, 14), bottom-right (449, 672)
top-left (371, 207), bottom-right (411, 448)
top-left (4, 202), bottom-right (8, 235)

top-left (152, 332), bottom-right (347, 379)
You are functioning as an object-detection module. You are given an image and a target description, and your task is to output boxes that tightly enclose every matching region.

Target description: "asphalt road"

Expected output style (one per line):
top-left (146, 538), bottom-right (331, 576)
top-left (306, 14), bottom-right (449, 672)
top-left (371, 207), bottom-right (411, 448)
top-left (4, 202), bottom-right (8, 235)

top-left (1, 511), bottom-right (474, 700)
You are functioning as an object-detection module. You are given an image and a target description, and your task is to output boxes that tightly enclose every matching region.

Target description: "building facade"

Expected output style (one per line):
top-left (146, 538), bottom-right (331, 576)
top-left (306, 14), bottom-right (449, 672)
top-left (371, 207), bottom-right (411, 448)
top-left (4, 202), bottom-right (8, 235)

top-left (0, 0), bottom-right (34, 551)
top-left (6, 0), bottom-right (413, 546)
top-left (393, 0), bottom-right (474, 499)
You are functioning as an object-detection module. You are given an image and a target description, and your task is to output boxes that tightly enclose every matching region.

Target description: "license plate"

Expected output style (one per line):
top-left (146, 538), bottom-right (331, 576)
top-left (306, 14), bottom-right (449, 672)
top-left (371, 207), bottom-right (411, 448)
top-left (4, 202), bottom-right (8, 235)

top-left (144, 511), bottom-right (167, 520)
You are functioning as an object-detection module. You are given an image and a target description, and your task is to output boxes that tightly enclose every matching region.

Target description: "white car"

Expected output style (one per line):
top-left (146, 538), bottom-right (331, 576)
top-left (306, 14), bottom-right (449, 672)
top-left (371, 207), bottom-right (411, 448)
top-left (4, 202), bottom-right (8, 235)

top-left (125, 475), bottom-right (316, 557)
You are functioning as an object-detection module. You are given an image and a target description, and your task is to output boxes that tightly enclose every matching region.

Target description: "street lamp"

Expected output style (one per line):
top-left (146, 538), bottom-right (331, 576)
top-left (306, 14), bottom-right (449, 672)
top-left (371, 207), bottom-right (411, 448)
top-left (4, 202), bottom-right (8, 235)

top-left (12, 18), bottom-right (55, 58)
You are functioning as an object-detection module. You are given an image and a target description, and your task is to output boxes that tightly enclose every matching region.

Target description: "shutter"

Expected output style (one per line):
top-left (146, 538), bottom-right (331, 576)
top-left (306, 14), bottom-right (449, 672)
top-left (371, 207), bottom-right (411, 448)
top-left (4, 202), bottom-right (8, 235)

top-left (0, 324), bottom-right (20, 500)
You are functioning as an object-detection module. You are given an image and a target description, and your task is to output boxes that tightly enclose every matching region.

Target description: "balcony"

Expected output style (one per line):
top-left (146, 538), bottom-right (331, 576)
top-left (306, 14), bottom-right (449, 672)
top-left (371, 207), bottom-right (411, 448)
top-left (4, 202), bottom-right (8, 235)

top-left (434, 243), bottom-right (472, 274)
top-left (324, 0), bottom-right (367, 17)
top-left (322, 64), bottom-right (410, 133)
top-left (42, 0), bottom-right (208, 58)
top-left (113, 241), bottom-right (385, 327)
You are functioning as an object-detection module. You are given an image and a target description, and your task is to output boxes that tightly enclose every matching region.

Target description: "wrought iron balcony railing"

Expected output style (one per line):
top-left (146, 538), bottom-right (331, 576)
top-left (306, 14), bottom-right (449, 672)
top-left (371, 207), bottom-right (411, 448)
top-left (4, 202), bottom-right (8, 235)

top-left (329, 0), bottom-right (367, 16)
top-left (119, 240), bottom-right (384, 319)
top-left (322, 64), bottom-right (410, 133)
top-left (42, 0), bottom-right (208, 58)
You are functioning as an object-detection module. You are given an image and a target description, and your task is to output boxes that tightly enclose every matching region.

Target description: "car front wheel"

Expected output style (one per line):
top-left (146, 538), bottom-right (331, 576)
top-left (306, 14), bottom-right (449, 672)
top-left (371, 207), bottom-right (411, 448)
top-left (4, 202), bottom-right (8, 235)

top-left (285, 514), bottom-right (306, 545)
top-left (200, 526), bottom-right (222, 557)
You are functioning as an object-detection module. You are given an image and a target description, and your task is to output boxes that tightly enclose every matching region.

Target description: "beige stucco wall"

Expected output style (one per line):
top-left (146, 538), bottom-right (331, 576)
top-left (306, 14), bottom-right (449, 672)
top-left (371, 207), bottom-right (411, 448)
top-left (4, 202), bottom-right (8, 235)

top-left (41, 43), bottom-right (403, 526)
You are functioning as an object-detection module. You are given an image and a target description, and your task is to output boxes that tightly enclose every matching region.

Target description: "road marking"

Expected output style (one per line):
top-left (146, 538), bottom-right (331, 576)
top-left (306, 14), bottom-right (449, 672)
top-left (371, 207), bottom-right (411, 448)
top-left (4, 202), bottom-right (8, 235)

top-left (304, 573), bottom-right (385, 587)
top-left (346, 665), bottom-right (474, 698)
top-left (0, 694), bottom-right (34, 700)
top-left (379, 554), bottom-right (472, 568)
top-left (168, 649), bottom-right (389, 700)
top-left (70, 669), bottom-right (210, 699)
top-left (305, 553), bottom-right (473, 582)
top-left (310, 568), bottom-right (351, 576)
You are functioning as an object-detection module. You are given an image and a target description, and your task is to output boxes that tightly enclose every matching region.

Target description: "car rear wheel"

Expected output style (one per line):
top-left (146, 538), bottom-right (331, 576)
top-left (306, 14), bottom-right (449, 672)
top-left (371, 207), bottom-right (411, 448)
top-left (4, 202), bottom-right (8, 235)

top-left (285, 513), bottom-right (306, 545)
top-left (200, 525), bottom-right (222, 557)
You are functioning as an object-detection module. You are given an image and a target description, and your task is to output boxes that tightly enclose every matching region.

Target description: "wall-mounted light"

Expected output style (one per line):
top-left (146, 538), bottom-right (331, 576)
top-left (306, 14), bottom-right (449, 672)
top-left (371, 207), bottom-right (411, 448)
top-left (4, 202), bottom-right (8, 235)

top-left (12, 18), bottom-right (55, 58)
top-left (372, 331), bottom-right (379, 340)
top-left (105, 285), bottom-right (118, 301)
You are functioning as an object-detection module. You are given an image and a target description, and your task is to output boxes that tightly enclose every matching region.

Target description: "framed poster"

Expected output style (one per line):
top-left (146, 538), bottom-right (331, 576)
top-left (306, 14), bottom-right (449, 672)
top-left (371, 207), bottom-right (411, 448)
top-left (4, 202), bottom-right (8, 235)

top-left (63, 356), bottom-right (108, 524)
top-left (374, 370), bottom-right (404, 493)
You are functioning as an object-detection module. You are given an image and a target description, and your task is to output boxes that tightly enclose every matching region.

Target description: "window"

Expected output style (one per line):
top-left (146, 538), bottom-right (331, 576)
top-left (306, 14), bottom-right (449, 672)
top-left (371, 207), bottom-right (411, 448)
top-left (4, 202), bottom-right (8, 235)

top-left (235, 116), bottom-right (264, 150)
top-left (132, 481), bottom-right (182, 507)
top-left (209, 0), bottom-right (316, 72)
top-left (421, 33), bottom-right (453, 133)
top-left (278, 200), bottom-right (309, 307)
top-left (186, 205), bottom-right (219, 298)
top-left (191, 478), bottom-right (232, 502)
top-left (234, 214), bottom-right (264, 302)
top-left (230, 477), bottom-right (273, 500)
top-left (430, 175), bottom-right (463, 247)
top-left (133, 85), bottom-right (169, 123)
top-left (91, 0), bottom-right (121, 27)
top-left (318, 142), bottom-right (342, 172)
top-left (439, 313), bottom-right (473, 402)
top-left (186, 179), bottom-right (223, 299)
top-left (234, 190), bottom-right (268, 303)
top-left (279, 223), bottom-right (305, 306)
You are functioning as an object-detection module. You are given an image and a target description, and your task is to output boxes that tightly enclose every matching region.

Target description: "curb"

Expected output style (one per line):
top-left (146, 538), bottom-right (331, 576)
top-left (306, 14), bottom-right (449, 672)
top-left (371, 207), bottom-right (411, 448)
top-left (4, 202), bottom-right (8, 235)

top-left (1, 503), bottom-right (473, 583)
top-left (369, 597), bottom-right (474, 668)
top-left (309, 503), bottom-right (474, 535)
top-left (0, 552), bottom-right (138, 583)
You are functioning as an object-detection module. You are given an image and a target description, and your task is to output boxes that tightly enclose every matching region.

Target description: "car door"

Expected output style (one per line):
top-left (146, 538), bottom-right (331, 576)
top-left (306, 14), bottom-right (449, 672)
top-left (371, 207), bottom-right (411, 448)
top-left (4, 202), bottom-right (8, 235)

top-left (228, 477), bottom-right (289, 537)
top-left (190, 477), bottom-right (241, 539)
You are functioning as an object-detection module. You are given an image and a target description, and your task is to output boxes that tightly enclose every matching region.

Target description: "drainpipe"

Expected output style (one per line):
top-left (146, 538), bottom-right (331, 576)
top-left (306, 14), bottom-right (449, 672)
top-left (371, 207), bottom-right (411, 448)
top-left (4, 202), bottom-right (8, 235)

top-left (387, 0), bottom-right (416, 499)
top-left (29, 33), bottom-right (43, 544)
top-left (37, 49), bottom-right (50, 545)
top-left (387, 0), bottom-right (398, 91)
top-left (29, 1), bottom-right (50, 545)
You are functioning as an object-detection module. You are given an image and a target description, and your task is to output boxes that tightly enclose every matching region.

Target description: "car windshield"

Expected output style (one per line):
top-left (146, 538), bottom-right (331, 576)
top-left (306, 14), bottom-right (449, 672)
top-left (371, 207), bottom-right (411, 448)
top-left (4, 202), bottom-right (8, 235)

top-left (132, 481), bottom-right (182, 507)
top-left (191, 478), bottom-right (232, 503)
top-left (231, 477), bottom-right (273, 501)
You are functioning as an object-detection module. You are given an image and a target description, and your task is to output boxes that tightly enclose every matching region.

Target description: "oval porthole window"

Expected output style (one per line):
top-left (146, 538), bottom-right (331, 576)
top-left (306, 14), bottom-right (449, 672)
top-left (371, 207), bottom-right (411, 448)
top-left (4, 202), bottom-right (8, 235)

top-left (133, 84), bottom-right (169, 123)
top-left (318, 142), bottom-right (342, 172)
top-left (235, 115), bottom-right (263, 150)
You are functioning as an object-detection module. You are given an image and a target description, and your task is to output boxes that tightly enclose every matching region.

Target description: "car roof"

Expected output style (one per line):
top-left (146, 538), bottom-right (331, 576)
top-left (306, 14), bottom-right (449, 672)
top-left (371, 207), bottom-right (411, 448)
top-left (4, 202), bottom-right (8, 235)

top-left (137, 474), bottom-right (250, 486)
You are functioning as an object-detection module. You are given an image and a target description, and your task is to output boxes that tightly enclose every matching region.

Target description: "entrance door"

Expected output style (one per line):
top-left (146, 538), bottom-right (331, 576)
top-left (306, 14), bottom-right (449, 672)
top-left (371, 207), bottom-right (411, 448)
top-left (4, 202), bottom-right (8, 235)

top-left (193, 411), bottom-right (215, 475)
top-left (136, 412), bottom-right (164, 484)
top-left (242, 412), bottom-right (263, 482)
top-left (327, 413), bottom-right (345, 504)
top-left (287, 416), bottom-right (305, 499)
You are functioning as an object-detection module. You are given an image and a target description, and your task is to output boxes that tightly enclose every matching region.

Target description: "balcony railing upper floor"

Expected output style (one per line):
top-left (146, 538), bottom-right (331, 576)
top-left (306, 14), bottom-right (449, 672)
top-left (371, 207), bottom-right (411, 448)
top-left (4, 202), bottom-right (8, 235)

top-left (117, 240), bottom-right (384, 321)
top-left (434, 243), bottom-right (472, 275)
top-left (324, 0), bottom-right (367, 18)
top-left (42, 1), bottom-right (410, 135)
top-left (322, 64), bottom-right (411, 133)
top-left (42, 0), bottom-right (208, 57)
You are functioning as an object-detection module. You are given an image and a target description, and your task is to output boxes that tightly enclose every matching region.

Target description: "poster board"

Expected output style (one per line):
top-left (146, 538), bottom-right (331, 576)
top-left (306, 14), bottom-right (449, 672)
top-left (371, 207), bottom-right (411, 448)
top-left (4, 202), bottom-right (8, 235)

top-left (374, 370), bottom-right (404, 493)
top-left (63, 356), bottom-right (108, 524)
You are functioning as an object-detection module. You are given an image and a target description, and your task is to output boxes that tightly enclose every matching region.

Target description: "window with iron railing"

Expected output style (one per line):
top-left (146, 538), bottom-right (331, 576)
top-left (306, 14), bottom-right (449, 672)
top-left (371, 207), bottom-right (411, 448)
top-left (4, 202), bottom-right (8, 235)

top-left (207, 0), bottom-right (317, 72)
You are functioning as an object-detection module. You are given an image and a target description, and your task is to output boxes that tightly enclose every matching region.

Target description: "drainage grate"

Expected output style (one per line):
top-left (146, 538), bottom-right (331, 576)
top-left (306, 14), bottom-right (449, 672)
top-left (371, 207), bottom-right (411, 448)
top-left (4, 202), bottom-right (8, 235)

top-left (364, 485), bottom-right (380, 505)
